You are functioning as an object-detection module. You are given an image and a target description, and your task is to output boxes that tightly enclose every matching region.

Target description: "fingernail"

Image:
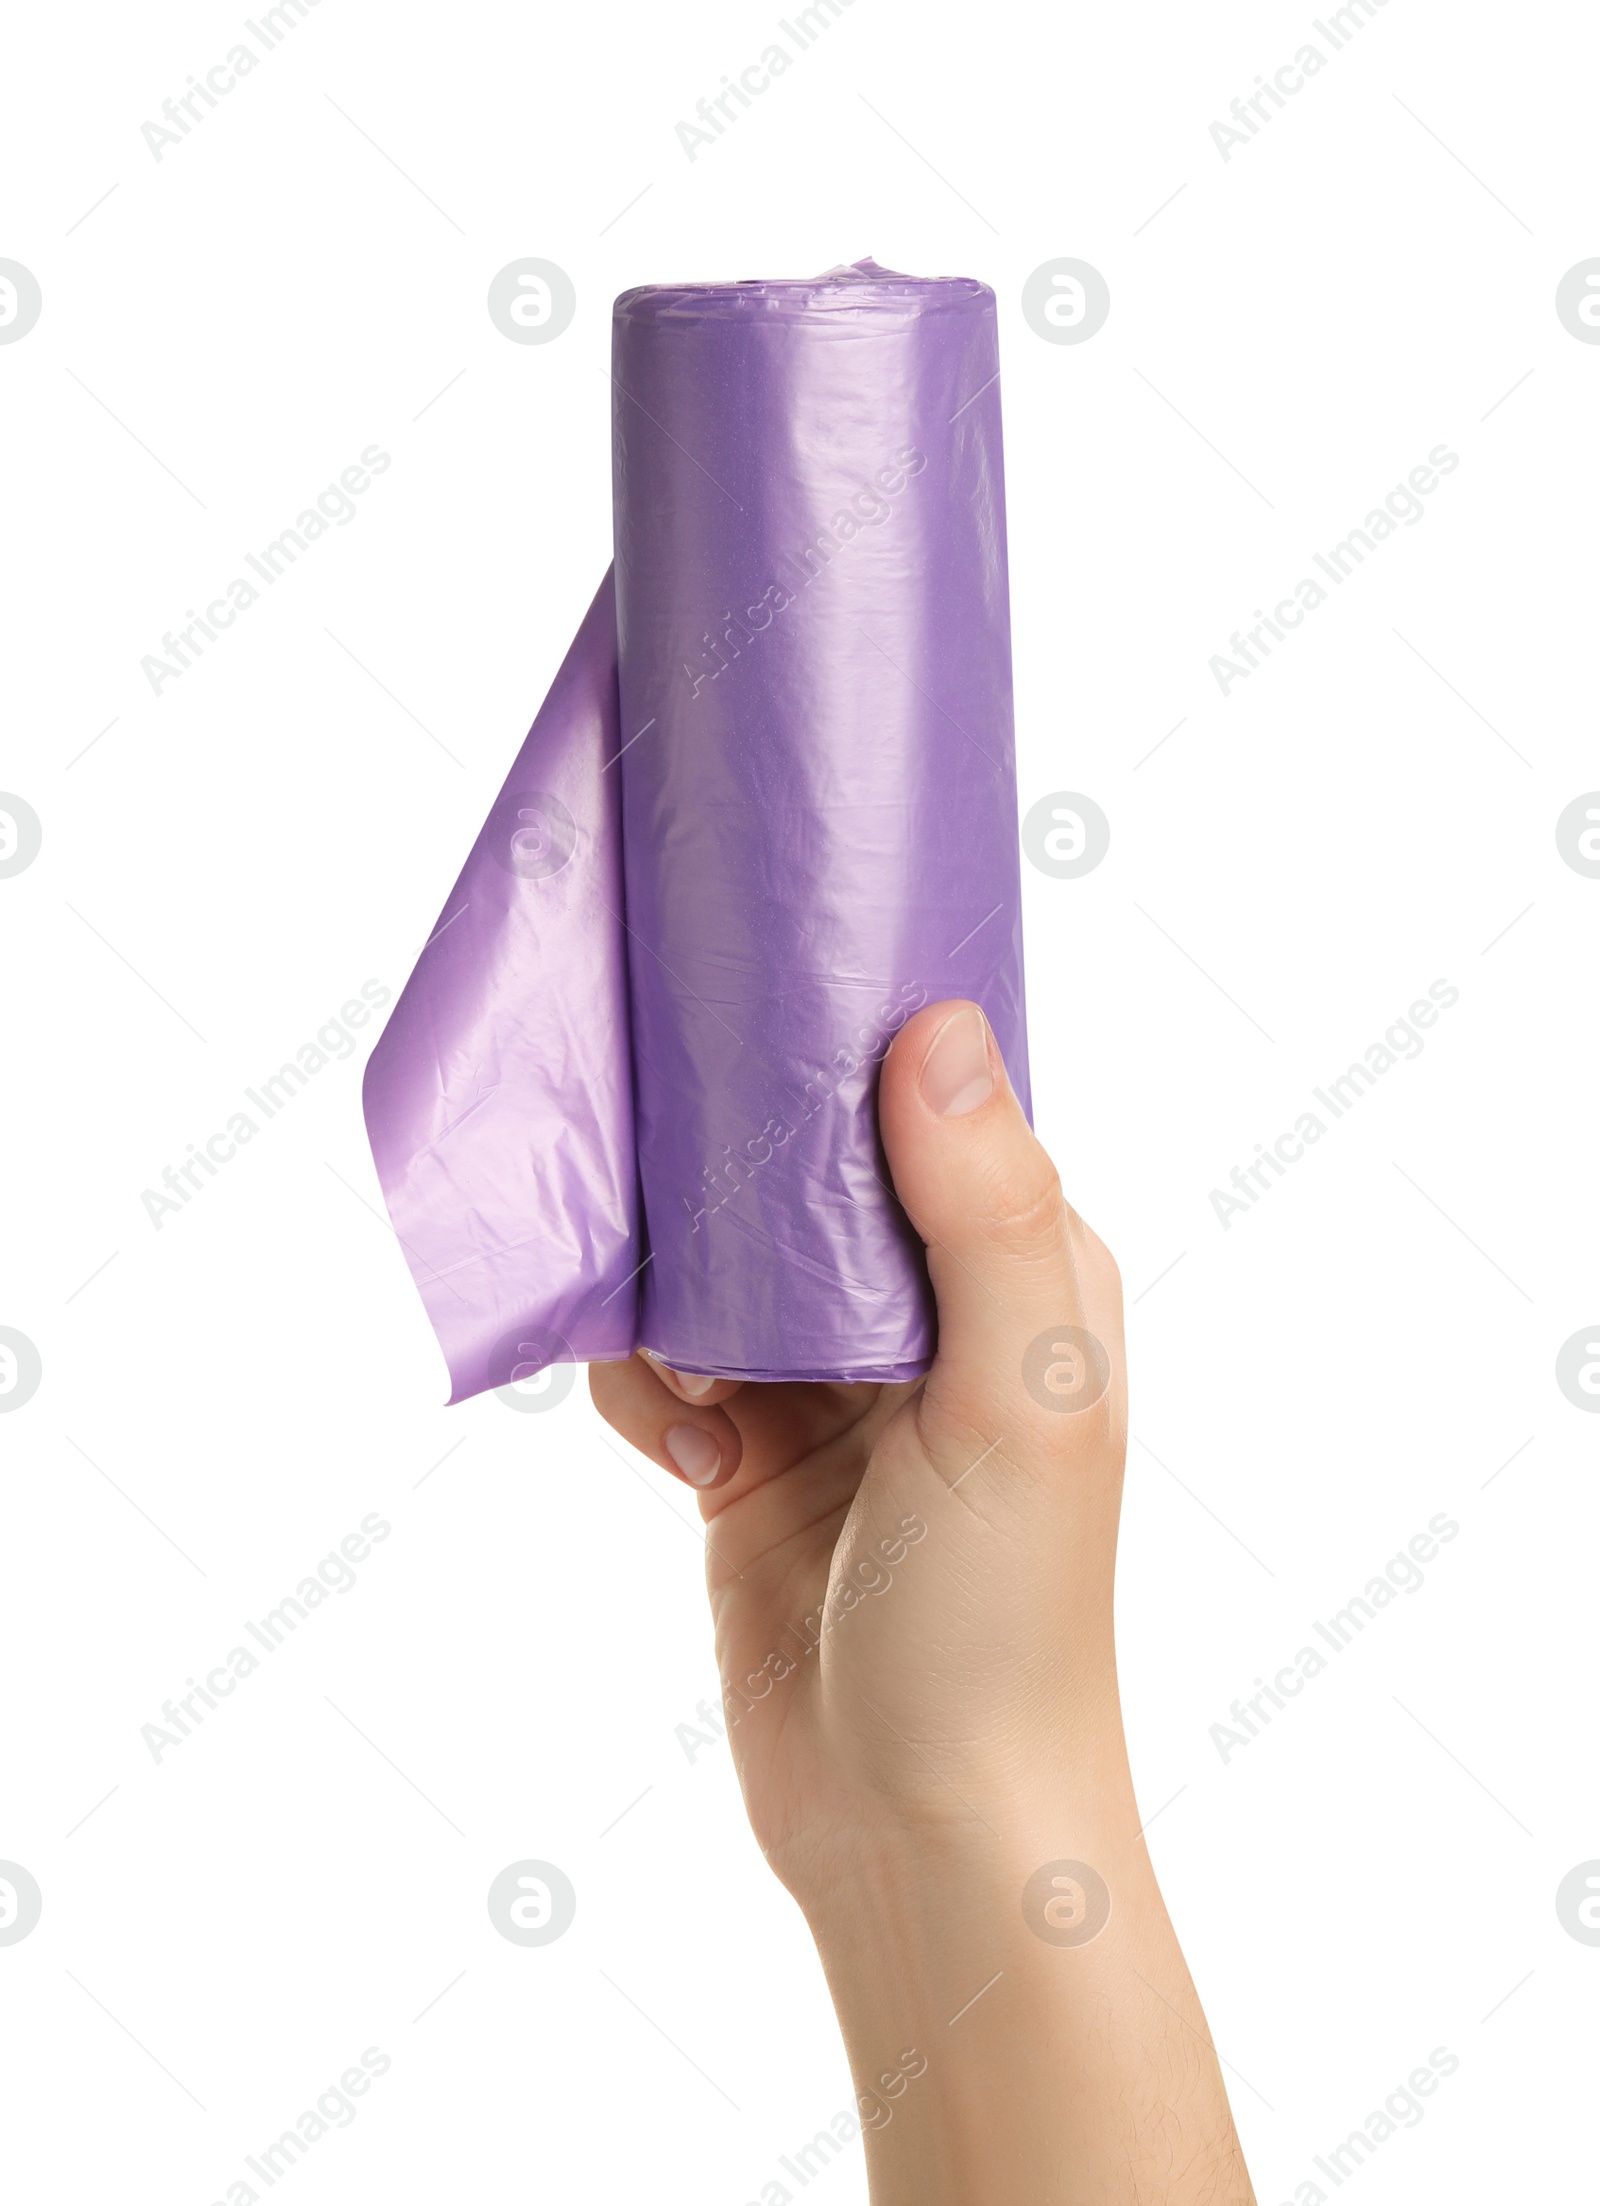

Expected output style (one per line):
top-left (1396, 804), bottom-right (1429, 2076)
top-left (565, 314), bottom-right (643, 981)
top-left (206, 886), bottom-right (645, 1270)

top-left (642, 1349), bottom-right (714, 1398)
top-left (920, 1008), bottom-right (993, 1117)
top-left (664, 1424), bottom-right (722, 1486)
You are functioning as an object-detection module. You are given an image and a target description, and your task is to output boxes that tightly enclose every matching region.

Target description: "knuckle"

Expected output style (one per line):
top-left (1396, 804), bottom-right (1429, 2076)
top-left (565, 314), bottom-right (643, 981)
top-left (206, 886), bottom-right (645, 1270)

top-left (976, 1159), bottom-right (1069, 1260)
top-left (587, 1359), bottom-right (631, 1424)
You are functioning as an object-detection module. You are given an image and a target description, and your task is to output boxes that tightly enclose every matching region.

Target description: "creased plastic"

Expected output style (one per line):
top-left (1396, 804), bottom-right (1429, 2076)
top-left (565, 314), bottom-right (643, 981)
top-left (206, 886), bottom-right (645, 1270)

top-left (363, 261), bottom-right (1030, 1402)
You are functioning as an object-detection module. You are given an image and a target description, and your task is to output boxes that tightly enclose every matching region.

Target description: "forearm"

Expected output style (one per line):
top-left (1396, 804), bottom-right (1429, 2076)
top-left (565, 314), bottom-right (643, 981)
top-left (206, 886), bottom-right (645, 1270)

top-left (797, 1737), bottom-right (1254, 2205)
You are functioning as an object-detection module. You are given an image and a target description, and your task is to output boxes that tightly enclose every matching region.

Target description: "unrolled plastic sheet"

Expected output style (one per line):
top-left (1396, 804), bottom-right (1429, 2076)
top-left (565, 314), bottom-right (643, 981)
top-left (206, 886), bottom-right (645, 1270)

top-left (363, 260), bottom-right (1031, 1401)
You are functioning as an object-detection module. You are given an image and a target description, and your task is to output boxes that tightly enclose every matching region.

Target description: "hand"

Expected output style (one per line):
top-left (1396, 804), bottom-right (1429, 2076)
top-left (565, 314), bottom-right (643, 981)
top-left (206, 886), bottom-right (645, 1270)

top-left (592, 999), bottom-right (1126, 1874)
top-left (590, 1000), bottom-right (1253, 2203)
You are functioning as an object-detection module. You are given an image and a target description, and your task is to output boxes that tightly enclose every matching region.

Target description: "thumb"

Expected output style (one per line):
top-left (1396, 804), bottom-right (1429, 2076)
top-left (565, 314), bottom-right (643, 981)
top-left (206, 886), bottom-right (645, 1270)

top-left (877, 1000), bottom-right (1125, 1460)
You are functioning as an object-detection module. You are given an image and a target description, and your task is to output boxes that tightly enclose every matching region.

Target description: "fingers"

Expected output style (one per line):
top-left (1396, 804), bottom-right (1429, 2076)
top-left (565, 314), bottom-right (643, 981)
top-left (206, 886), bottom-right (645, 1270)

top-left (879, 1000), bottom-right (1081, 1332)
top-left (640, 1349), bottom-right (742, 1408)
top-left (590, 1352), bottom-right (744, 1492)
top-left (877, 1000), bottom-right (1125, 1457)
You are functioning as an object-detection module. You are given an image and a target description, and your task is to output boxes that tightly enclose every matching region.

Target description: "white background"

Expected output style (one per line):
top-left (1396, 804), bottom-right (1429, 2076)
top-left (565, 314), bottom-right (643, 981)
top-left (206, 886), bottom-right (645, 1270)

top-left (2, 1), bottom-right (1595, 2200)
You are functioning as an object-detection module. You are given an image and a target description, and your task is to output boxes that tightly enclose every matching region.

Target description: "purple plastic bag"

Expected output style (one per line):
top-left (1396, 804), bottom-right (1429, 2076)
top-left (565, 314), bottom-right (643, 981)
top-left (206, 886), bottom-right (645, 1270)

top-left (364, 261), bottom-right (1030, 1401)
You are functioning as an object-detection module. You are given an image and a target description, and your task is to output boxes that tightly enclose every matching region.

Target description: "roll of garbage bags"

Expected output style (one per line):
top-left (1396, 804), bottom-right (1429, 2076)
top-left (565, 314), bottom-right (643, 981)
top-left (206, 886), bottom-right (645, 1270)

top-left (363, 259), bottom-right (1030, 1401)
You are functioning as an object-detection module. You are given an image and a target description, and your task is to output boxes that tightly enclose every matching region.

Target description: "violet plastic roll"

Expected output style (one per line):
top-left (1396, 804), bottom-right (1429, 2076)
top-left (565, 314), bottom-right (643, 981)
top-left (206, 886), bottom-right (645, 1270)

top-left (363, 260), bottom-right (1030, 1401)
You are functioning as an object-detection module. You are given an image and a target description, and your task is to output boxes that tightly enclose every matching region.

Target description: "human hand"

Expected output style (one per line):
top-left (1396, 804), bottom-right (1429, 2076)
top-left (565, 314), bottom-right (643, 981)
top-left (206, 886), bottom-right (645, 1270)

top-left (590, 1000), bottom-right (1252, 2202)
top-left (592, 998), bottom-right (1125, 1879)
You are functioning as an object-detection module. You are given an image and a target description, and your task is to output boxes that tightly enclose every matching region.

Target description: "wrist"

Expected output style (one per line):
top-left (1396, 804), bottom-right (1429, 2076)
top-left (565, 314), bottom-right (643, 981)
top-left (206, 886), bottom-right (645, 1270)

top-left (796, 1771), bottom-right (1142, 2005)
top-left (789, 1671), bottom-right (1138, 1935)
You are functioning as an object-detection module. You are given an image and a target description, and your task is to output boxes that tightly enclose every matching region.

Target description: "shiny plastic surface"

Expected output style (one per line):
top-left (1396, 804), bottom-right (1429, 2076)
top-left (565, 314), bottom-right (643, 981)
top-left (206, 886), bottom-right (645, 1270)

top-left (364, 261), bottom-right (1030, 1400)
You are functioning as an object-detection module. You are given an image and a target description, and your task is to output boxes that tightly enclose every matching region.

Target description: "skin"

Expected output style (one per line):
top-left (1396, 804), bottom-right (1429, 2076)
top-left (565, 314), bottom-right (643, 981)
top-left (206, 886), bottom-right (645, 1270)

top-left (591, 1000), bottom-right (1255, 2204)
